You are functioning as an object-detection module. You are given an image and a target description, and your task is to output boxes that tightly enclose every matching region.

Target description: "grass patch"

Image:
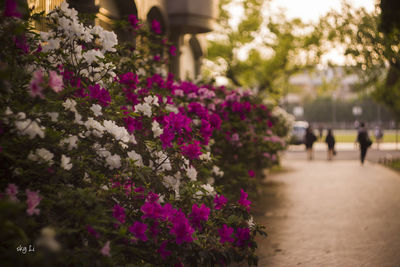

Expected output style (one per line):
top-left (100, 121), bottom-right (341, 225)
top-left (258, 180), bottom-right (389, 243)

top-left (381, 158), bottom-right (400, 172)
top-left (332, 133), bottom-right (399, 143)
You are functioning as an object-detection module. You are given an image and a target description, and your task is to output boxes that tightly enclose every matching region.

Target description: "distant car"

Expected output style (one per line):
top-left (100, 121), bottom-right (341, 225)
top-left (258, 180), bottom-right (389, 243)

top-left (290, 121), bottom-right (309, 145)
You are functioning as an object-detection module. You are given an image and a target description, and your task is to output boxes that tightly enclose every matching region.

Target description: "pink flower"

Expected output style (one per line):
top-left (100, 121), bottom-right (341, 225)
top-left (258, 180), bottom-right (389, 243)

top-left (151, 19), bottom-right (162, 34)
top-left (231, 133), bottom-right (240, 142)
top-left (4, 0), bottom-right (22, 18)
top-left (5, 183), bottom-right (19, 202)
top-left (128, 14), bottom-right (140, 29)
top-left (169, 45), bottom-right (176, 56)
top-left (86, 225), bottom-right (100, 239)
top-left (189, 204), bottom-right (210, 230)
top-left (214, 194), bottom-right (227, 210)
top-left (235, 227), bottom-right (250, 247)
top-left (248, 169), bottom-right (255, 178)
top-left (29, 70), bottom-right (44, 98)
top-left (26, 189), bottom-right (41, 216)
top-left (157, 241), bottom-right (171, 259)
top-left (218, 224), bottom-right (235, 244)
top-left (129, 221), bottom-right (148, 242)
top-left (169, 210), bottom-right (195, 244)
top-left (238, 189), bottom-right (251, 211)
top-left (48, 71), bottom-right (63, 92)
top-left (112, 204), bottom-right (126, 224)
top-left (101, 241), bottom-right (111, 257)
top-left (180, 141), bottom-right (202, 160)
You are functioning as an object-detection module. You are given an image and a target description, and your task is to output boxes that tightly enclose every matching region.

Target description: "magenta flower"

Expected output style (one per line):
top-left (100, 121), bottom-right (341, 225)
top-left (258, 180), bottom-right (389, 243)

top-left (13, 35), bottom-right (29, 53)
top-left (180, 141), bottom-right (202, 160)
top-left (169, 45), bottom-right (177, 56)
top-left (4, 0), bottom-right (22, 18)
top-left (169, 210), bottom-right (194, 244)
top-left (128, 14), bottom-right (140, 29)
top-left (29, 69), bottom-right (44, 98)
top-left (238, 189), bottom-right (251, 211)
top-left (141, 201), bottom-right (163, 220)
top-left (101, 241), bottom-right (111, 257)
top-left (112, 204), bottom-right (126, 224)
top-left (189, 204), bottom-right (210, 230)
top-left (218, 224), bottom-right (235, 244)
top-left (153, 54), bottom-right (161, 61)
top-left (119, 72), bottom-right (139, 88)
top-left (88, 84), bottom-right (111, 106)
top-left (48, 70), bottom-right (63, 93)
top-left (248, 169), bottom-right (255, 178)
top-left (86, 225), bottom-right (100, 239)
top-left (214, 194), bottom-right (227, 210)
top-left (129, 221), bottom-right (148, 242)
top-left (209, 113), bottom-right (222, 129)
top-left (151, 19), bottom-right (162, 34)
top-left (5, 183), bottom-right (18, 202)
top-left (235, 227), bottom-right (250, 247)
top-left (157, 241), bottom-right (171, 259)
top-left (26, 189), bottom-right (41, 216)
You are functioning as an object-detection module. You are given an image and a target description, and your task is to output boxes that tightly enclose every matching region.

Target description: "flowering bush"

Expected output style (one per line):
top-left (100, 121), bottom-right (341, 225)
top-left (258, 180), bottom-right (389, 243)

top-left (0, 1), bottom-right (288, 266)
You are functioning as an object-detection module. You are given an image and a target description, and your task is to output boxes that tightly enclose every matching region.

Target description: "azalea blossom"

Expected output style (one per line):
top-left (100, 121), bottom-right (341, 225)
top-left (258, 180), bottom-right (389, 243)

top-left (100, 241), bottom-right (111, 257)
top-left (48, 70), bottom-right (63, 92)
top-left (26, 189), bottom-right (41, 216)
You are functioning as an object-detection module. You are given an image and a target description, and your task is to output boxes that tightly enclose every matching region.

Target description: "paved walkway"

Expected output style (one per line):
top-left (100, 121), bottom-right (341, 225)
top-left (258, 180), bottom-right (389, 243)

top-left (253, 158), bottom-right (400, 267)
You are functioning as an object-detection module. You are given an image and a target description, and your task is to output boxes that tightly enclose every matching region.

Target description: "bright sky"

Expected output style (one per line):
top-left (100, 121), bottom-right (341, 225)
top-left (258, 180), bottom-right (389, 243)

top-left (224, 0), bottom-right (377, 65)
top-left (268, 0), bottom-right (376, 23)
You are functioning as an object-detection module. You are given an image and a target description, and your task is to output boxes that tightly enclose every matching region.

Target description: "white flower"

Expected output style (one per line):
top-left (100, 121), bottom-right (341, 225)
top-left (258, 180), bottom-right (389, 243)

top-left (60, 135), bottom-right (78, 150)
top-left (151, 121), bottom-right (163, 138)
top-left (61, 155), bottom-right (73, 170)
top-left (201, 184), bottom-right (216, 196)
top-left (199, 152), bottom-right (211, 161)
top-left (101, 31), bottom-right (118, 52)
top-left (212, 165), bottom-right (224, 177)
top-left (74, 112), bottom-right (83, 125)
top-left (83, 49), bottom-right (104, 65)
top-left (103, 120), bottom-right (130, 143)
top-left (42, 37), bottom-right (61, 52)
top-left (28, 148), bottom-right (54, 165)
top-left (127, 150), bottom-right (143, 167)
top-left (15, 119), bottom-right (45, 139)
top-left (106, 154), bottom-right (121, 170)
top-left (134, 103), bottom-right (152, 117)
top-left (90, 104), bottom-right (103, 117)
top-left (62, 98), bottom-right (77, 112)
top-left (36, 227), bottom-right (61, 252)
top-left (46, 112), bottom-right (59, 122)
top-left (153, 151), bottom-right (171, 172)
top-left (165, 104), bottom-right (179, 114)
top-left (144, 96), bottom-right (159, 107)
top-left (186, 166), bottom-right (197, 181)
top-left (84, 117), bottom-right (105, 137)
top-left (247, 216), bottom-right (255, 228)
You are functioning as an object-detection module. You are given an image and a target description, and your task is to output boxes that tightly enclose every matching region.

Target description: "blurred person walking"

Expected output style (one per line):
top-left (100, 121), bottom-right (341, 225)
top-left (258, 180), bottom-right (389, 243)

top-left (305, 126), bottom-right (317, 160)
top-left (356, 122), bottom-right (372, 165)
top-left (325, 128), bottom-right (336, 160)
top-left (374, 125), bottom-right (384, 150)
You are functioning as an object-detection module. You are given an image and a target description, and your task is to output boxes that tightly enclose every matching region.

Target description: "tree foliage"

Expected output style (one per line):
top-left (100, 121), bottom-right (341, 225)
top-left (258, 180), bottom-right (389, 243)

top-left (205, 0), bottom-right (323, 101)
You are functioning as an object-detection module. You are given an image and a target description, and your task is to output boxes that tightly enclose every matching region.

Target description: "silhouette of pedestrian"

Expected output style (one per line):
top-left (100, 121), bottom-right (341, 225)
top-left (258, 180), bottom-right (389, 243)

top-left (374, 125), bottom-right (384, 150)
top-left (356, 122), bottom-right (372, 165)
top-left (325, 128), bottom-right (335, 160)
top-left (305, 126), bottom-right (317, 160)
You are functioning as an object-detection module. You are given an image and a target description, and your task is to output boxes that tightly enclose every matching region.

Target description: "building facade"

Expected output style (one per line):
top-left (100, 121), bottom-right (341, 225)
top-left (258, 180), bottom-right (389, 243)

top-left (27, 0), bottom-right (219, 80)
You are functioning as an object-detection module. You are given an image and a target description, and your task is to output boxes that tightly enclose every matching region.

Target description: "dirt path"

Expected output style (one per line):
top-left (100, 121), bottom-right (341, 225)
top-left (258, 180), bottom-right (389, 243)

top-left (253, 159), bottom-right (400, 267)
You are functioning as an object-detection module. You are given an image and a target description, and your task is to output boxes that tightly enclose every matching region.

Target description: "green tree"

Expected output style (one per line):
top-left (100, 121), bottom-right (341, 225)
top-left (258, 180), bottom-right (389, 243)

top-left (205, 0), bottom-right (323, 102)
top-left (319, 1), bottom-right (400, 119)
